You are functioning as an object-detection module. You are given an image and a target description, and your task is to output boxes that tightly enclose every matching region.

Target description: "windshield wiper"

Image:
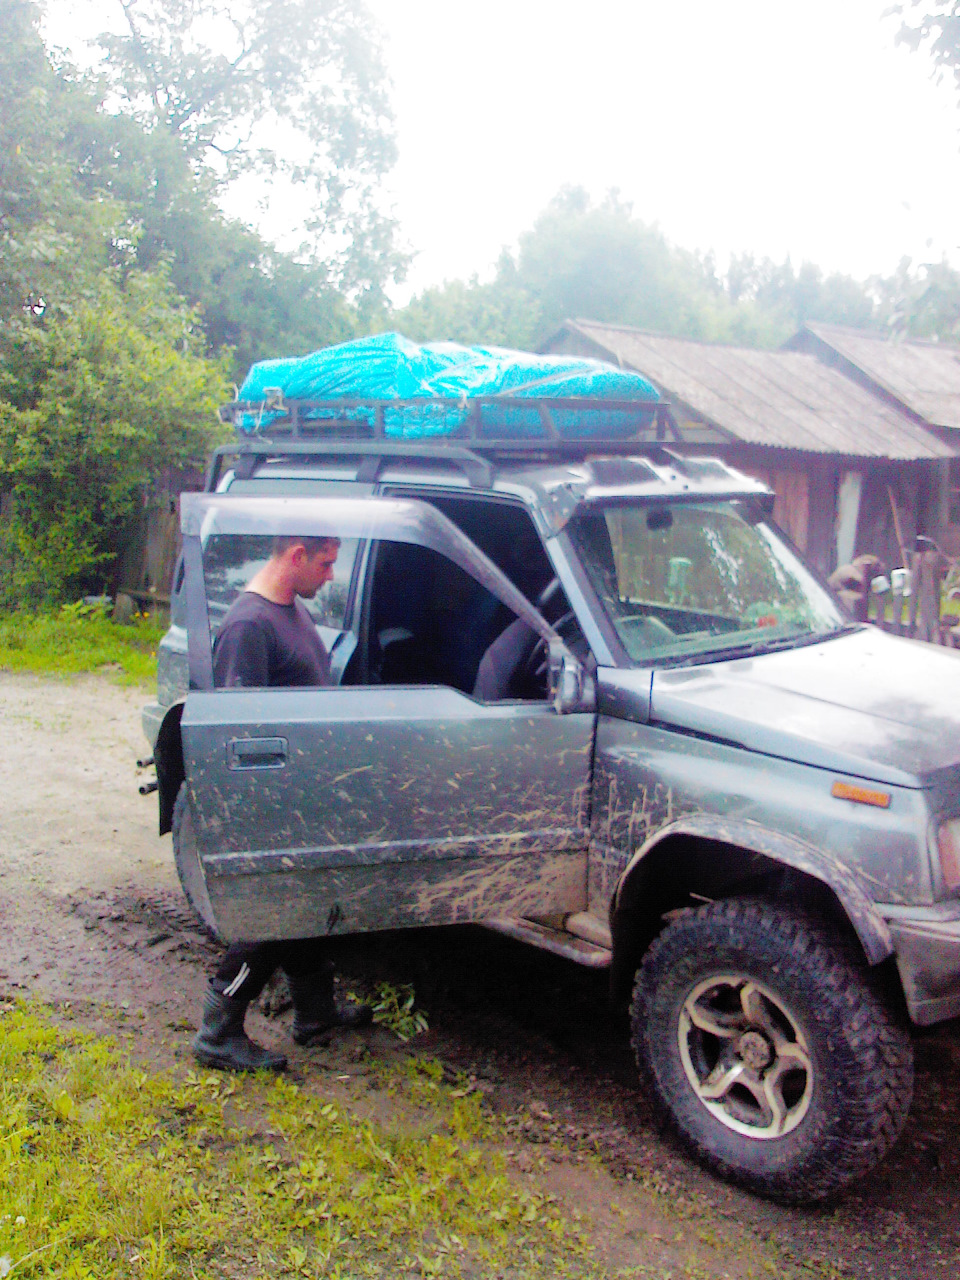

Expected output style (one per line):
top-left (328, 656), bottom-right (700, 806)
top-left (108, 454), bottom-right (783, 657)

top-left (653, 624), bottom-right (860, 667)
top-left (697, 625), bottom-right (860, 663)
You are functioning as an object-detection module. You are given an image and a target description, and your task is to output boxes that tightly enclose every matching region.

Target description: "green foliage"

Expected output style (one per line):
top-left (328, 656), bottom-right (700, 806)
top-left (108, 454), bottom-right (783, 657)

top-left (398, 252), bottom-right (542, 349)
top-left (512, 188), bottom-right (737, 343)
top-left (725, 252), bottom-right (877, 331)
top-left (869, 254), bottom-right (960, 341)
top-left (397, 188), bottom-right (883, 351)
top-left (0, 999), bottom-right (598, 1279)
top-left (886, 6), bottom-right (960, 340)
top-left (0, 602), bottom-right (164, 683)
top-left (67, 81), bottom-right (364, 373)
top-left (0, 0), bottom-right (121, 322)
top-left (894, 3), bottom-right (960, 95)
top-left (398, 184), bottom-right (960, 350)
top-left (90, 0), bottom-right (407, 311)
top-left (370, 981), bottom-right (429, 1042)
top-left (0, 268), bottom-right (230, 604)
top-left (2, 1), bottom-right (392, 371)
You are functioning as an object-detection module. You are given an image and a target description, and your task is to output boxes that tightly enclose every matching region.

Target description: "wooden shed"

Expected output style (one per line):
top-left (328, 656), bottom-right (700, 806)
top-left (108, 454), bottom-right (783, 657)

top-left (542, 319), bottom-right (955, 577)
top-left (786, 322), bottom-right (960, 552)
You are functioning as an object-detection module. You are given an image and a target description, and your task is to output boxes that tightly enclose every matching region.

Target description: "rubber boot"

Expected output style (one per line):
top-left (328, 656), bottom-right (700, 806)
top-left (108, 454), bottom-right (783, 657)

top-left (192, 987), bottom-right (287, 1072)
top-left (287, 966), bottom-right (373, 1045)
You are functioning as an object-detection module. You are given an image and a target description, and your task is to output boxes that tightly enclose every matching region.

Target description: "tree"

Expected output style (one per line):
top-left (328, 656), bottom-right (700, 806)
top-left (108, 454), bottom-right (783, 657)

top-left (724, 254), bottom-right (876, 330)
top-left (0, 267), bottom-right (230, 604)
top-left (511, 188), bottom-right (725, 342)
top-left (397, 189), bottom-right (792, 350)
top-left (868, 255), bottom-right (960, 339)
top-left (397, 253), bottom-right (540, 349)
top-left (888, 4), bottom-right (960, 340)
top-left (0, 0), bottom-right (366, 371)
top-left (88, 0), bottom-right (407, 310)
top-left (0, 0), bottom-right (120, 320)
top-left (894, 3), bottom-right (960, 98)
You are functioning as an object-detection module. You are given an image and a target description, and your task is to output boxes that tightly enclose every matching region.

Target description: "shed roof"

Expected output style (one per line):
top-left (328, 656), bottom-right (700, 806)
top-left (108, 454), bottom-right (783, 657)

top-left (547, 320), bottom-right (954, 461)
top-left (796, 322), bottom-right (960, 431)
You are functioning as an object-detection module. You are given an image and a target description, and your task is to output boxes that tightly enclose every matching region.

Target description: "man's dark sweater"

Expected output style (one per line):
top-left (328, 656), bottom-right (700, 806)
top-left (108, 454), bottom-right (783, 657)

top-left (208, 588), bottom-right (333, 1003)
top-left (213, 592), bottom-right (331, 689)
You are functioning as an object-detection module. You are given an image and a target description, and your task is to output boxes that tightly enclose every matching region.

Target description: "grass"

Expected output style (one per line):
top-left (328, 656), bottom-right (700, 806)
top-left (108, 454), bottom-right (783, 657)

top-left (0, 999), bottom-right (601, 1279)
top-left (0, 603), bottom-right (163, 685)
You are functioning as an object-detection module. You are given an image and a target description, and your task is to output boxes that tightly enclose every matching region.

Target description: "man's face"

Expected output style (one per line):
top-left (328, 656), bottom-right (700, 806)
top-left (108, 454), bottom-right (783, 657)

top-left (293, 541), bottom-right (339, 599)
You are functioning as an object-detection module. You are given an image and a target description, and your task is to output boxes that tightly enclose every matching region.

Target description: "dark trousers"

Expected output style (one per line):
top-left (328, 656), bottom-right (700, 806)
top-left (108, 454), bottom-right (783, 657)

top-left (213, 938), bottom-right (331, 1003)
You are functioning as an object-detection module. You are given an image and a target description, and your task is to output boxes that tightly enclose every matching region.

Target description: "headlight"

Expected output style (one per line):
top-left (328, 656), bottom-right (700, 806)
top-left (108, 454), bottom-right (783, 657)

top-left (937, 819), bottom-right (960, 893)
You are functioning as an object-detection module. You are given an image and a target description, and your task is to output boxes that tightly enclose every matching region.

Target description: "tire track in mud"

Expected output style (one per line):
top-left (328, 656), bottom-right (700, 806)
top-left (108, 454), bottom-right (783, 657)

top-left (65, 886), bottom-right (220, 966)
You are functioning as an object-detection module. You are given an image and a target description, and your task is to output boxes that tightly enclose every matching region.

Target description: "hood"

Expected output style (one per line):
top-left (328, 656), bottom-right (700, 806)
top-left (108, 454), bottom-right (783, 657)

top-left (650, 627), bottom-right (960, 788)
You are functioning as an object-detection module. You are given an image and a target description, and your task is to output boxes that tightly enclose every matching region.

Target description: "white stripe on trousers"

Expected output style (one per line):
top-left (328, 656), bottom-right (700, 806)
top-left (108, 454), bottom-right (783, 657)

top-left (222, 962), bottom-right (251, 999)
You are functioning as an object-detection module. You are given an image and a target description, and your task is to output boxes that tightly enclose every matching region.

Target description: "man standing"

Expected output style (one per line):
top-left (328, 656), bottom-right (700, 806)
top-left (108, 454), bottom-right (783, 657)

top-left (192, 533), bottom-right (371, 1072)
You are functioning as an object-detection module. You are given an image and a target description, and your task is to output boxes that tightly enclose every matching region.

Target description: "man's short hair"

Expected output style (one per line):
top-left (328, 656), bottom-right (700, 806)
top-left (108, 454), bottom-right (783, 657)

top-left (270, 534), bottom-right (340, 558)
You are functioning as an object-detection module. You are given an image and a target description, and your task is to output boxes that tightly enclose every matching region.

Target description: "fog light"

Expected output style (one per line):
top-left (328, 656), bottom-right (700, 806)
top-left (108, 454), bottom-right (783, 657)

top-left (937, 819), bottom-right (960, 892)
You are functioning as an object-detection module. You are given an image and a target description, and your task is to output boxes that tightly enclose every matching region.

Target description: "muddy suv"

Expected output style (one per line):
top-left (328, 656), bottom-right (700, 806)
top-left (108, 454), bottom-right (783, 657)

top-left (143, 398), bottom-right (960, 1203)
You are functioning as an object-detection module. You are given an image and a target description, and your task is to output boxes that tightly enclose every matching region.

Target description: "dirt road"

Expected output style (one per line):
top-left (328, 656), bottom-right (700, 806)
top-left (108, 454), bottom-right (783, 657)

top-left (2, 671), bottom-right (959, 1279)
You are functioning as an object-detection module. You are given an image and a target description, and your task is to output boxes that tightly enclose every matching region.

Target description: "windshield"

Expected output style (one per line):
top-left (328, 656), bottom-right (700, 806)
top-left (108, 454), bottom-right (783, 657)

top-left (569, 501), bottom-right (847, 666)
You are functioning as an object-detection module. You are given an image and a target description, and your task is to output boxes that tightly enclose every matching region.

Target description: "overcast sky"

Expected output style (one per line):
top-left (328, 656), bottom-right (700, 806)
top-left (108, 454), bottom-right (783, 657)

top-left (46, 0), bottom-right (960, 300)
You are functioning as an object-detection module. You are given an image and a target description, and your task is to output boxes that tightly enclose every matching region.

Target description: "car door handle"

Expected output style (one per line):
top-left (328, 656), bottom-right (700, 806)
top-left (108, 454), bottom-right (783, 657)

top-left (227, 736), bottom-right (288, 769)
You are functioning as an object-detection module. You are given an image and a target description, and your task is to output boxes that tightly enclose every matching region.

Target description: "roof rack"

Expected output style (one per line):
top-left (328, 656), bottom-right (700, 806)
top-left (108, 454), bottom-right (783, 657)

top-left (210, 394), bottom-right (682, 493)
top-left (219, 394), bottom-right (672, 441)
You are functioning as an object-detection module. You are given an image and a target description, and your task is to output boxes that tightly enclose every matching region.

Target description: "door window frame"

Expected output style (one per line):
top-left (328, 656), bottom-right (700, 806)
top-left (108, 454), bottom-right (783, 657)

top-left (180, 492), bottom-right (564, 692)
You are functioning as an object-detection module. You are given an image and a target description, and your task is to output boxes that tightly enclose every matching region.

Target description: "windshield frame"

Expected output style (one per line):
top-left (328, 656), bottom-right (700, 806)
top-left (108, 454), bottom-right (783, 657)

top-left (568, 495), bottom-right (855, 670)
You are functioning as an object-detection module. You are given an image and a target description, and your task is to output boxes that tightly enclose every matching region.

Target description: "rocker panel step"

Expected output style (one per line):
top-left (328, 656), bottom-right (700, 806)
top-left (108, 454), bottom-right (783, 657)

top-left (483, 915), bottom-right (612, 968)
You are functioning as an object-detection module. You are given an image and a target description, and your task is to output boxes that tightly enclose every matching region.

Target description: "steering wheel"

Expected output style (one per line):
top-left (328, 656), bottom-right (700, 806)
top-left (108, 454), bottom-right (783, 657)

top-left (535, 576), bottom-right (564, 618)
top-left (522, 579), bottom-right (583, 686)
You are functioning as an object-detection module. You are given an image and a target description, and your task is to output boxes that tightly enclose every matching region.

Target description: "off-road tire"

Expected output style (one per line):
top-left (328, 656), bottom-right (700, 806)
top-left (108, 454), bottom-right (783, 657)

top-left (172, 783), bottom-right (221, 941)
top-left (631, 897), bottom-right (913, 1203)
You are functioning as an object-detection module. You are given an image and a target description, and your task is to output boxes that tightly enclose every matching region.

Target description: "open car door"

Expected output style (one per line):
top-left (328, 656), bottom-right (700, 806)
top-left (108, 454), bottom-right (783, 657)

top-left (179, 493), bottom-right (596, 941)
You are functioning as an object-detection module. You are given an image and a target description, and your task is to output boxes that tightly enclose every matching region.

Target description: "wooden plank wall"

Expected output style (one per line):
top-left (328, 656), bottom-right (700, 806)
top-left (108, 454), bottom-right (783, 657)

top-left (116, 466), bottom-right (204, 614)
top-left (725, 448), bottom-right (832, 571)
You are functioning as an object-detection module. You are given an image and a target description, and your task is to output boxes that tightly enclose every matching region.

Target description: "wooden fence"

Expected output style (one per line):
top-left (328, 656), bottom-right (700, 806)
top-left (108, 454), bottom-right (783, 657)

top-left (829, 545), bottom-right (960, 646)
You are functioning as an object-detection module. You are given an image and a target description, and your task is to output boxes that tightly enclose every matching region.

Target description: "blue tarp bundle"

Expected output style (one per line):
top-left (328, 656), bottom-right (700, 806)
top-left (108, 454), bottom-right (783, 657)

top-left (235, 333), bottom-right (660, 439)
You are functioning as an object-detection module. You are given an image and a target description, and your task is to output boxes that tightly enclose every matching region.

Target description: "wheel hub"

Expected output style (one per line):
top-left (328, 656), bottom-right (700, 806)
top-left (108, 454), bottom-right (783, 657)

top-left (677, 974), bottom-right (814, 1140)
top-left (736, 1029), bottom-right (773, 1071)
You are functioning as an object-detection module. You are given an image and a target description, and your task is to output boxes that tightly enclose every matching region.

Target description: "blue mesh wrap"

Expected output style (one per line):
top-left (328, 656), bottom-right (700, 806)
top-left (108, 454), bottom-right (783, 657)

top-left (234, 333), bottom-right (659, 437)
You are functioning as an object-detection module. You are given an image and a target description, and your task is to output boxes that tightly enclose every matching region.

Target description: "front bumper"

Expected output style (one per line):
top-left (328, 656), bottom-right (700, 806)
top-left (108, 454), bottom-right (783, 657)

top-left (884, 902), bottom-right (960, 1025)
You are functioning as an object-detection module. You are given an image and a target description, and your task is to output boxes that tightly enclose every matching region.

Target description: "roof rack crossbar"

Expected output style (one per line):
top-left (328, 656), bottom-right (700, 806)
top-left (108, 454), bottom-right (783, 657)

top-left (208, 439), bottom-right (495, 492)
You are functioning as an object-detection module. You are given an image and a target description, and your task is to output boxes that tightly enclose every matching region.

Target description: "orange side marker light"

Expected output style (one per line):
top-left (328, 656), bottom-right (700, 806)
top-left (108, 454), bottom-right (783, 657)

top-left (831, 781), bottom-right (891, 808)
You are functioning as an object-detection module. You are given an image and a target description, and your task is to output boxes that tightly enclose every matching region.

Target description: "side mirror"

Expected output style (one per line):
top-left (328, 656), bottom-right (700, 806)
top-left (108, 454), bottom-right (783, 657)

top-left (548, 639), bottom-right (595, 714)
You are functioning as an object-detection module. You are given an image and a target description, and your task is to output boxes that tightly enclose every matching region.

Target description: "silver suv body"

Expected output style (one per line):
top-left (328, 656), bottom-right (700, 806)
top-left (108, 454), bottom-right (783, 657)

top-left (144, 415), bottom-right (960, 1203)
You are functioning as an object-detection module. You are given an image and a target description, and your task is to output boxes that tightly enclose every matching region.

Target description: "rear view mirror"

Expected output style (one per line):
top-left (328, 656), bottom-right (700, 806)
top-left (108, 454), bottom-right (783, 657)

top-left (548, 639), bottom-right (595, 715)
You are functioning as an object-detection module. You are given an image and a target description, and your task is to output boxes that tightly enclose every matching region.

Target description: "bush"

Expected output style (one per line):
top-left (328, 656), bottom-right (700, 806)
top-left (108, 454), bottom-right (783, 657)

top-left (0, 267), bottom-right (230, 607)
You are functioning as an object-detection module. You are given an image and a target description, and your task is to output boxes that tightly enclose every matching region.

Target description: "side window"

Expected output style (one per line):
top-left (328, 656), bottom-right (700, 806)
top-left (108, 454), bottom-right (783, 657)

top-left (354, 497), bottom-right (576, 701)
top-left (202, 535), bottom-right (359, 633)
top-left (174, 473), bottom-right (370, 628)
top-left (418, 495), bottom-right (555, 602)
top-left (364, 541), bottom-right (513, 694)
top-left (189, 493), bottom-right (577, 700)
